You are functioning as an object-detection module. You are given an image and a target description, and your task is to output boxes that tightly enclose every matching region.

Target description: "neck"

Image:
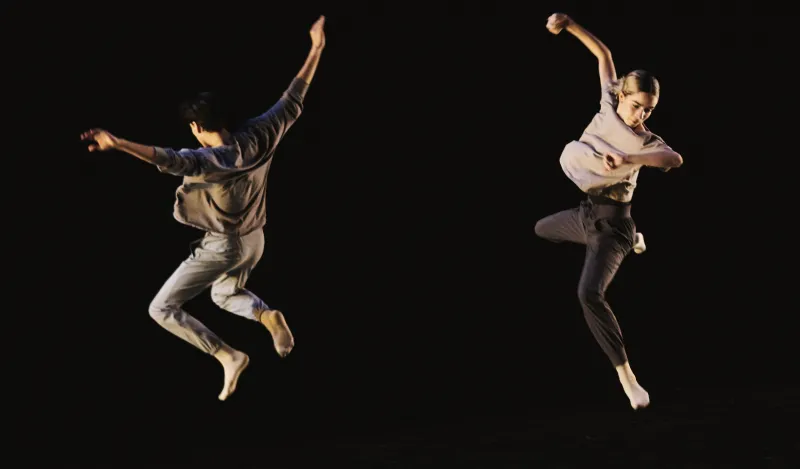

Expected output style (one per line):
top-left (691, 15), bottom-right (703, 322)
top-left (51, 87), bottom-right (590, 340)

top-left (203, 129), bottom-right (231, 148)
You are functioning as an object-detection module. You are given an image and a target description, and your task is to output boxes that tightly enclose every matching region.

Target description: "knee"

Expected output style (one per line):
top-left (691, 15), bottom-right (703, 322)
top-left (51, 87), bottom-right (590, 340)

top-left (148, 300), bottom-right (173, 324)
top-left (534, 218), bottom-right (549, 239)
top-left (577, 285), bottom-right (605, 307)
top-left (210, 284), bottom-right (235, 308)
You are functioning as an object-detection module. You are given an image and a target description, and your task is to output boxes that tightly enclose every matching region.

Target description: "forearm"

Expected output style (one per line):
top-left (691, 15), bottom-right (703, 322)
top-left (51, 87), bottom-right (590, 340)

top-left (115, 138), bottom-right (169, 166)
top-left (565, 21), bottom-right (612, 61)
top-left (296, 45), bottom-right (324, 85)
top-left (626, 150), bottom-right (683, 168)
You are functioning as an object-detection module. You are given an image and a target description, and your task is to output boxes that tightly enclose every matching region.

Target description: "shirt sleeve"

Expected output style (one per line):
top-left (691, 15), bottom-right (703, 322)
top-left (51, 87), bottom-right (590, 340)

top-left (640, 131), bottom-right (676, 172)
top-left (153, 146), bottom-right (243, 177)
top-left (235, 78), bottom-right (309, 161)
top-left (599, 81), bottom-right (617, 114)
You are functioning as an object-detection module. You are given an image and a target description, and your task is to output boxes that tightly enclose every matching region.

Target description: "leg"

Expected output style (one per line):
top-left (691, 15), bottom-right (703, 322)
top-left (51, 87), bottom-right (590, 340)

top-left (149, 235), bottom-right (250, 400)
top-left (577, 220), bottom-right (649, 409)
top-left (209, 229), bottom-right (294, 357)
top-left (535, 206), bottom-right (587, 244)
top-left (149, 259), bottom-right (236, 355)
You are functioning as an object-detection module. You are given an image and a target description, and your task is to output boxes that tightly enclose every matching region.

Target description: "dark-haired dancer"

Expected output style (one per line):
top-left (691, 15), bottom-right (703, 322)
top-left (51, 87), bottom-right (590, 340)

top-left (535, 13), bottom-right (683, 409)
top-left (81, 16), bottom-right (326, 401)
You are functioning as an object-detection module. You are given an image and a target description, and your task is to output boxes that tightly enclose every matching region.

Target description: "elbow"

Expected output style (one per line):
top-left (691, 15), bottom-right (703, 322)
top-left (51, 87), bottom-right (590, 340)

top-left (291, 103), bottom-right (304, 120)
top-left (670, 153), bottom-right (683, 168)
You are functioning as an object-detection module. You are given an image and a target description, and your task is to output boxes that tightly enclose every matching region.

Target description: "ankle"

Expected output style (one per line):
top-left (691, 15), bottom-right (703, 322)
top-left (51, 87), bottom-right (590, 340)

top-left (257, 309), bottom-right (275, 325)
top-left (615, 362), bottom-right (637, 381)
top-left (213, 344), bottom-right (235, 362)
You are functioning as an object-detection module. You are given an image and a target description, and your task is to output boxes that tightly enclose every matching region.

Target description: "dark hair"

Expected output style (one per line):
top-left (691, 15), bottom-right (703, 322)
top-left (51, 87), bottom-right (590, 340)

top-left (610, 70), bottom-right (660, 98)
top-left (180, 92), bottom-right (231, 132)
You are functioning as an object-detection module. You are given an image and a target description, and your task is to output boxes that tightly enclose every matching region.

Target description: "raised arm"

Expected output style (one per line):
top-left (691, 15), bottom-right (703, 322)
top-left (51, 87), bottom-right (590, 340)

top-left (546, 13), bottom-right (617, 88)
top-left (297, 15), bottom-right (326, 85)
top-left (239, 15), bottom-right (326, 158)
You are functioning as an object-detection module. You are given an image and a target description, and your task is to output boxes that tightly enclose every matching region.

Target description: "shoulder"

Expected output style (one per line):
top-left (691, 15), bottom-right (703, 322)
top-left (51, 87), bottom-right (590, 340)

top-left (642, 128), bottom-right (671, 150)
top-left (599, 81), bottom-right (618, 111)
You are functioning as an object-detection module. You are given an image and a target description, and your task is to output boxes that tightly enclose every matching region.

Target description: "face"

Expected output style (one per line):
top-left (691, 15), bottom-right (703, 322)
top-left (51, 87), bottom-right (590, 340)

top-left (616, 91), bottom-right (658, 129)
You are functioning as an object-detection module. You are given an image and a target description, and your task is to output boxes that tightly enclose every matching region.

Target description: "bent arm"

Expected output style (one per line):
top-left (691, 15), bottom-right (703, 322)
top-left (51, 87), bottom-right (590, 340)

top-left (564, 19), bottom-right (617, 88)
top-left (626, 149), bottom-right (683, 169)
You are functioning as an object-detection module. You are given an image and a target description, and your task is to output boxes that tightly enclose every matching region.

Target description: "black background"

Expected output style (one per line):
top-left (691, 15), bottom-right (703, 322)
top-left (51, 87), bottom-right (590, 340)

top-left (5, 1), bottom-right (798, 467)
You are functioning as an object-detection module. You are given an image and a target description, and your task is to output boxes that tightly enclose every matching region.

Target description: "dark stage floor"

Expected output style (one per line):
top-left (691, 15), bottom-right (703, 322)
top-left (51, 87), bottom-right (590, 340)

top-left (36, 384), bottom-right (797, 468)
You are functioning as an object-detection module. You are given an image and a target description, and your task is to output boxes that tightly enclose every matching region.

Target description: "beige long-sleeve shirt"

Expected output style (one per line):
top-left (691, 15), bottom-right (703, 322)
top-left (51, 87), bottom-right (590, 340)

top-left (559, 82), bottom-right (673, 202)
top-left (153, 78), bottom-right (308, 236)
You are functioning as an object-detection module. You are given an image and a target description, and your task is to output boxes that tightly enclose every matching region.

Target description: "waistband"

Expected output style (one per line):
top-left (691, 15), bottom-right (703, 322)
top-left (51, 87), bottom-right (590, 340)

top-left (586, 195), bottom-right (632, 217)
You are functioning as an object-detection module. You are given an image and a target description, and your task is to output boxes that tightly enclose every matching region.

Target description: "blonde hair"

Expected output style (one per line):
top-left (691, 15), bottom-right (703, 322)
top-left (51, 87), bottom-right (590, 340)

top-left (608, 70), bottom-right (660, 98)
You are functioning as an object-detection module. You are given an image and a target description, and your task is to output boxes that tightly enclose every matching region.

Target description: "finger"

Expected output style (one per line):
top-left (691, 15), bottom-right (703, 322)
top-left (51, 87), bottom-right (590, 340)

top-left (87, 144), bottom-right (98, 152)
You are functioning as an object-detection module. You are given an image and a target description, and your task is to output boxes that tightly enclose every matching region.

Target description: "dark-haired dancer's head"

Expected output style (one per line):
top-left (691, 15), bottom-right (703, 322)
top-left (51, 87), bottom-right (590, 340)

top-left (180, 92), bottom-right (232, 147)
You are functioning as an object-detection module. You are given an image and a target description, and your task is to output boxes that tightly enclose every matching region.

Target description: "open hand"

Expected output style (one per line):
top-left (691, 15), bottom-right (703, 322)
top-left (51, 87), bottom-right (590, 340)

top-left (310, 15), bottom-right (326, 49)
top-left (546, 13), bottom-right (572, 35)
top-left (80, 128), bottom-right (119, 152)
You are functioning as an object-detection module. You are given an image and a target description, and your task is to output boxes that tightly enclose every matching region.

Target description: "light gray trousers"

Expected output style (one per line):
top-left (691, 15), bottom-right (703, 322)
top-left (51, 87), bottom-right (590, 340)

top-left (148, 229), bottom-right (269, 355)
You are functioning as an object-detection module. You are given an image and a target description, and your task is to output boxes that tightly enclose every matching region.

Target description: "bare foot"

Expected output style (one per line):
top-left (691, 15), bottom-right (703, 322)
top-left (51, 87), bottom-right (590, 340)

top-left (259, 309), bottom-right (295, 358)
top-left (616, 362), bottom-right (650, 410)
top-left (213, 346), bottom-right (250, 401)
top-left (633, 232), bottom-right (646, 254)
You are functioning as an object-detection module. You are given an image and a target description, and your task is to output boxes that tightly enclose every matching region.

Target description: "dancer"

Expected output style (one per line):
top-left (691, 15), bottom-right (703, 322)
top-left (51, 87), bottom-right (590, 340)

top-left (535, 13), bottom-right (683, 409)
top-left (80, 16), bottom-right (326, 400)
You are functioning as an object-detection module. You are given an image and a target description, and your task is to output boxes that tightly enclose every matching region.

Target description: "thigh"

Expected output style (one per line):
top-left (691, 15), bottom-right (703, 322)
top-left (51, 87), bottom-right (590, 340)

top-left (153, 236), bottom-right (244, 307)
top-left (535, 207), bottom-right (587, 244)
top-left (212, 229), bottom-right (265, 293)
top-left (579, 218), bottom-right (635, 294)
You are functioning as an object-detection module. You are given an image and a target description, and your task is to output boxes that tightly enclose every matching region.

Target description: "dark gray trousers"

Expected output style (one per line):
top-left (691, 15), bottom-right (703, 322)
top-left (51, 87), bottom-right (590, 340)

top-left (535, 196), bottom-right (636, 367)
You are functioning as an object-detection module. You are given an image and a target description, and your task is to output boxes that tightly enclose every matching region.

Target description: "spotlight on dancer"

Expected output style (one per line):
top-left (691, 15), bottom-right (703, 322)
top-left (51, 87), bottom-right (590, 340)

top-left (80, 15), bottom-right (327, 401)
top-left (536, 12), bottom-right (683, 410)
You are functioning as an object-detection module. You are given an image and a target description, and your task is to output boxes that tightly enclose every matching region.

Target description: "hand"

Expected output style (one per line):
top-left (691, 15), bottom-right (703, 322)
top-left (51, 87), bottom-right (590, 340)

top-left (603, 151), bottom-right (628, 171)
top-left (310, 15), bottom-right (326, 49)
top-left (80, 128), bottom-right (120, 152)
top-left (546, 13), bottom-right (572, 35)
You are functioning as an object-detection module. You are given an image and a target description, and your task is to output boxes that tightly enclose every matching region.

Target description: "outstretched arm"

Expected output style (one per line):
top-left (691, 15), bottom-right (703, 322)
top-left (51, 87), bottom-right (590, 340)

top-left (81, 129), bottom-right (168, 165)
top-left (546, 13), bottom-right (616, 88)
top-left (80, 128), bottom-right (226, 176)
